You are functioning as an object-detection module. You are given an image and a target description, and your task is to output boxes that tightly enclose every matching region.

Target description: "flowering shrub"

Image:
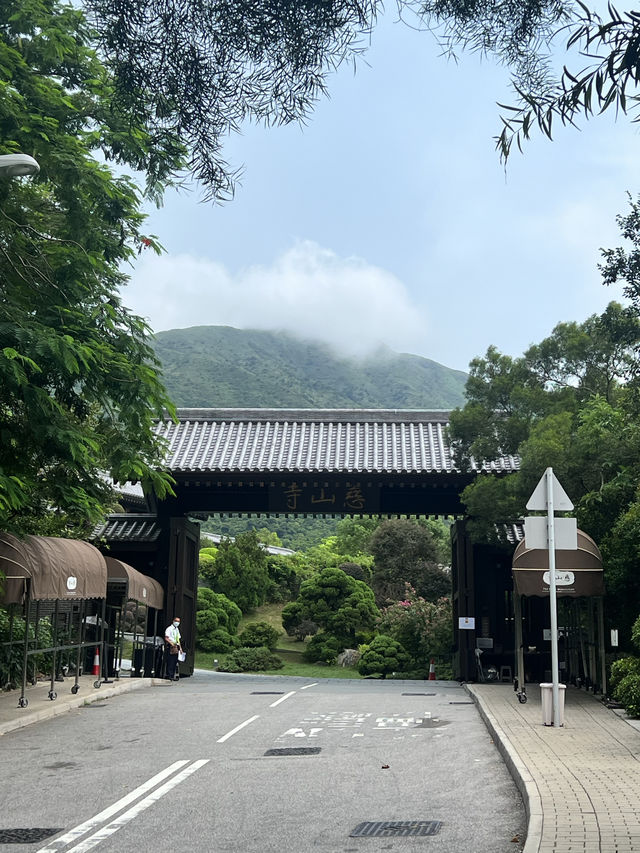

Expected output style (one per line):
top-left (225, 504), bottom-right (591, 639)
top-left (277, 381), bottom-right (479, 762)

top-left (378, 585), bottom-right (452, 673)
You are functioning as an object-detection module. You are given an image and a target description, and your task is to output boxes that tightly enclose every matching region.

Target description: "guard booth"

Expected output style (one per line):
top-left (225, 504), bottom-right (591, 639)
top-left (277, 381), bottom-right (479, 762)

top-left (105, 556), bottom-right (164, 678)
top-left (512, 529), bottom-right (606, 694)
top-left (0, 532), bottom-right (107, 707)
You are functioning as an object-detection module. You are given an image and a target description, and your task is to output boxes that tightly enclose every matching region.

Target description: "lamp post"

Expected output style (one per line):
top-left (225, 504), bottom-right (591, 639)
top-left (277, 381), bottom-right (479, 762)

top-left (0, 153), bottom-right (40, 177)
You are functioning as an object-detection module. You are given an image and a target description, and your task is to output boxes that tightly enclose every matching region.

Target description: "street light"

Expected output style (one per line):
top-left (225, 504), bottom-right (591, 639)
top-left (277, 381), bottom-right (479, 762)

top-left (0, 153), bottom-right (40, 177)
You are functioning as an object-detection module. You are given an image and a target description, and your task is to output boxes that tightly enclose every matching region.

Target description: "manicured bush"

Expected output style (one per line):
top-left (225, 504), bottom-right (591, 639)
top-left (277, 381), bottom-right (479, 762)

top-left (303, 633), bottom-right (341, 665)
top-left (358, 634), bottom-right (410, 679)
top-left (614, 672), bottom-right (640, 717)
top-left (218, 646), bottom-right (283, 672)
top-left (238, 621), bottom-right (281, 649)
top-left (610, 656), bottom-right (640, 694)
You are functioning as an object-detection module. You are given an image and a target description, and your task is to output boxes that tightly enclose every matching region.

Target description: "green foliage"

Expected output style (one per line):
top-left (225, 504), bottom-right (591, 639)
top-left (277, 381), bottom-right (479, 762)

top-left (334, 517), bottom-right (381, 555)
top-left (296, 567), bottom-right (379, 644)
top-left (265, 554), bottom-right (308, 603)
top-left (218, 646), bottom-right (284, 673)
top-left (0, 0), bottom-right (181, 533)
top-left (209, 531), bottom-right (270, 613)
top-left (203, 516), bottom-right (339, 551)
top-left (303, 633), bottom-right (342, 665)
top-left (448, 302), bottom-right (640, 545)
top-left (238, 621), bottom-right (281, 649)
top-left (378, 587), bottom-right (453, 669)
top-left (152, 327), bottom-right (468, 409)
top-left (358, 634), bottom-right (410, 678)
top-left (195, 587), bottom-right (242, 651)
top-left (613, 670), bottom-right (640, 718)
top-left (610, 657), bottom-right (640, 695)
top-left (0, 608), bottom-right (54, 687)
top-left (368, 519), bottom-right (448, 604)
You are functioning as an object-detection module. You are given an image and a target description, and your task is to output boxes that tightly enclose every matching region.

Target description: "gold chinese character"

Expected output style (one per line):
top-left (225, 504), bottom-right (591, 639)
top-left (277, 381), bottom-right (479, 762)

top-left (283, 482), bottom-right (302, 510)
top-left (311, 488), bottom-right (336, 505)
top-left (344, 485), bottom-right (366, 510)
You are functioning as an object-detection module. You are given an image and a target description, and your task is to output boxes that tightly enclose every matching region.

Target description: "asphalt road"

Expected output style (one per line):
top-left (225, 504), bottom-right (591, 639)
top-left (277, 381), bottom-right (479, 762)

top-left (0, 672), bottom-right (526, 853)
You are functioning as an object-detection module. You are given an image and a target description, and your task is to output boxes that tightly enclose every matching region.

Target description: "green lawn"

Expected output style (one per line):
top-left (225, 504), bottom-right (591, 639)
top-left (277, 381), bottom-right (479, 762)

top-left (195, 602), bottom-right (364, 679)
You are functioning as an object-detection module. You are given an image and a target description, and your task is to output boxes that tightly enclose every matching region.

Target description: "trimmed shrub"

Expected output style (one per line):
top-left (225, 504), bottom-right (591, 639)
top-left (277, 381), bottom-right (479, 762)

top-left (614, 672), bottom-right (640, 717)
top-left (238, 621), bottom-right (281, 649)
top-left (610, 656), bottom-right (640, 694)
top-left (358, 634), bottom-right (410, 678)
top-left (198, 628), bottom-right (237, 653)
top-left (303, 633), bottom-right (341, 665)
top-left (218, 646), bottom-right (283, 673)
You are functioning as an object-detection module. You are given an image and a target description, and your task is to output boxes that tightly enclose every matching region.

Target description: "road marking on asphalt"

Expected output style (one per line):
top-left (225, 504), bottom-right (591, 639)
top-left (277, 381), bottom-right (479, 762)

top-left (35, 760), bottom-right (193, 852)
top-left (299, 682), bottom-right (318, 690)
top-left (217, 714), bottom-right (260, 742)
top-left (61, 760), bottom-right (209, 852)
top-left (270, 690), bottom-right (296, 707)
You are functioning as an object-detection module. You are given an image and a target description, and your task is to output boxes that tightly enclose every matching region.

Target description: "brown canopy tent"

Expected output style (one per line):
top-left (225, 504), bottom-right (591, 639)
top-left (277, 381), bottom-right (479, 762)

top-left (0, 533), bottom-right (107, 605)
top-left (105, 557), bottom-right (164, 678)
top-left (0, 533), bottom-right (108, 706)
top-left (511, 530), bottom-right (606, 699)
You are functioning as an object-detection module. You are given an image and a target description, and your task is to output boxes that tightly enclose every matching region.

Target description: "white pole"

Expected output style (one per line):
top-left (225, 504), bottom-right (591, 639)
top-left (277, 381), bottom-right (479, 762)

top-left (546, 467), bottom-right (560, 726)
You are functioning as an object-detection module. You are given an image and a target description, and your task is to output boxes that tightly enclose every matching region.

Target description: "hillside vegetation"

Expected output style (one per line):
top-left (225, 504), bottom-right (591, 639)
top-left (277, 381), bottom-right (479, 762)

top-left (153, 326), bottom-right (467, 409)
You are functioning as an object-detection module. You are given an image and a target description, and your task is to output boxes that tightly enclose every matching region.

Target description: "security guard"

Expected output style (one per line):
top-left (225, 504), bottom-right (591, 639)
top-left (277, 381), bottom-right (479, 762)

top-left (164, 616), bottom-right (182, 681)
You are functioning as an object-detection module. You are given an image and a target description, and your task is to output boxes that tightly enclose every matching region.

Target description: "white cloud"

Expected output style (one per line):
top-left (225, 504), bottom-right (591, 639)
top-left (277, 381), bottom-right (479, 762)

top-left (123, 241), bottom-right (430, 358)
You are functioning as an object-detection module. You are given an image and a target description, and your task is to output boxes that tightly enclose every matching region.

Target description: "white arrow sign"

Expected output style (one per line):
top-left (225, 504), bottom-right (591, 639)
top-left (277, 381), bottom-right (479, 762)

top-left (526, 469), bottom-right (574, 511)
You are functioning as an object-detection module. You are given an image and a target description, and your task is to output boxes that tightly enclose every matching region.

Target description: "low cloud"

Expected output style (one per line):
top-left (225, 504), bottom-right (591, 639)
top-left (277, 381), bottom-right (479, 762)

top-left (123, 241), bottom-right (430, 357)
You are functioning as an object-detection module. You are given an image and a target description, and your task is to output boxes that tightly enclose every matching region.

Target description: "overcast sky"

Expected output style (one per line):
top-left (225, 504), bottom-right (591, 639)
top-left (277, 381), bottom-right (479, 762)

top-left (121, 10), bottom-right (640, 373)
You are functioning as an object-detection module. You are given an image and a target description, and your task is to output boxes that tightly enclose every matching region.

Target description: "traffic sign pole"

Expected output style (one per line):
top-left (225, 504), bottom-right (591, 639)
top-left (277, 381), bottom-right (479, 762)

top-left (546, 468), bottom-right (561, 726)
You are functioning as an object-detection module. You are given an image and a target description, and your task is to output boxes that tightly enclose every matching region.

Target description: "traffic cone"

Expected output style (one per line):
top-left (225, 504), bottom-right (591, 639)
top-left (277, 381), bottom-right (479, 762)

top-left (92, 646), bottom-right (100, 677)
top-left (428, 659), bottom-right (436, 680)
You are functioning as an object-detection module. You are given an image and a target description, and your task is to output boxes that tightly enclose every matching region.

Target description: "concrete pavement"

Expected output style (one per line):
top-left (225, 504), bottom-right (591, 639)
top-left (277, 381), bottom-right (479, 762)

top-left (467, 683), bottom-right (640, 853)
top-left (1, 675), bottom-right (639, 852)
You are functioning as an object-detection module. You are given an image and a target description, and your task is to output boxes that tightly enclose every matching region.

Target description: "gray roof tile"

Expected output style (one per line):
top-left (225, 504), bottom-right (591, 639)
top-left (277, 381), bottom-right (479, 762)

top-left (155, 409), bottom-right (520, 476)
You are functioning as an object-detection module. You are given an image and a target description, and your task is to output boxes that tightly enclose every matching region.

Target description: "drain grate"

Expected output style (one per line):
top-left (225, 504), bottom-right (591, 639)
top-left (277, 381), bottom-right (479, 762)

top-left (0, 829), bottom-right (62, 844)
top-left (449, 701), bottom-right (474, 705)
top-left (264, 747), bottom-right (321, 756)
top-left (350, 821), bottom-right (442, 838)
top-left (402, 692), bottom-right (436, 696)
top-left (251, 691), bottom-right (284, 695)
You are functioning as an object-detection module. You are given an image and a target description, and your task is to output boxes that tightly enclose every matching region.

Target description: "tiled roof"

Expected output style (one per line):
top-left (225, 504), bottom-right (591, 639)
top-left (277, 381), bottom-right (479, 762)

top-left (93, 515), bottom-right (161, 543)
top-left (154, 409), bottom-right (520, 476)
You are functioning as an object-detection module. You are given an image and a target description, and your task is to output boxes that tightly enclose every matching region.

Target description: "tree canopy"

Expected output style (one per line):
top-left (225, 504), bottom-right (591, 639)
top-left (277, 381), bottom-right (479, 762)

top-left (0, 0), bottom-right (180, 534)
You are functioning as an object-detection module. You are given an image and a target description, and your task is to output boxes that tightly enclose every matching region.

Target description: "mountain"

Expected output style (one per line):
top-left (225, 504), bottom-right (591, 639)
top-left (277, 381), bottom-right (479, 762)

top-left (152, 326), bottom-right (468, 409)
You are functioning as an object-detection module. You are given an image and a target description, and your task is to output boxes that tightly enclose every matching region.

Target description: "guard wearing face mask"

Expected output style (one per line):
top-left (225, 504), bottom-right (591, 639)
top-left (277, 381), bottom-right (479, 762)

top-left (164, 617), bottom-right (182, 681)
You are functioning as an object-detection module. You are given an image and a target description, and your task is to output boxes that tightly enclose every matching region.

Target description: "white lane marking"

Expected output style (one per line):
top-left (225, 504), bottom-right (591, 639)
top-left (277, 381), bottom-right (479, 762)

top-left (37, 761), bottom-right (190, 852)
top-left (269, 691), bottom-right (295, 707)
top-left (217, 714), bottom-right (260, 743)
top-left (64, 760), bottom-right (209, 853)
top-left (300, 683), bottom-right (318, 690)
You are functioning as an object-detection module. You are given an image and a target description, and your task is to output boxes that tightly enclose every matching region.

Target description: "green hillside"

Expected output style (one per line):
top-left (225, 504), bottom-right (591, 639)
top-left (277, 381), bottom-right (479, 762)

top-left (153, 326), bottom-right (468, 409)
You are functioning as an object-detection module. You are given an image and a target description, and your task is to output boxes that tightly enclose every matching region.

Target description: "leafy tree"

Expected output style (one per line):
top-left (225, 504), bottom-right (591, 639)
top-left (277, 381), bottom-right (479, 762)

top-left (0, 0), bottom-right (181, 533)
top-left (296, 567), bottom-right (378, 645)
top-left (86, 0), bottom-right (378, 201)
top-left (265, 553), bottom-right (309, 603)
top-left (358, 634), bottom-right (410, 678)
top-left (368, 518), bottom-right (448, 604)
top-left (334, 517), bottom-right (380, 555)
top-left (210, 531), bottom-right (270, 613)
top-left (378, 587), bottom-right (452, 672)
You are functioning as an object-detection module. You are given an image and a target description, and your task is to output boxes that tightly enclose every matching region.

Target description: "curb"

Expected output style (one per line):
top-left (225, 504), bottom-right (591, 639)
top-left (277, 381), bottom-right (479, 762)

top-left (0, 678), bottom-right (152, 737)
top-left (465, 684), bottom-right (542, 853)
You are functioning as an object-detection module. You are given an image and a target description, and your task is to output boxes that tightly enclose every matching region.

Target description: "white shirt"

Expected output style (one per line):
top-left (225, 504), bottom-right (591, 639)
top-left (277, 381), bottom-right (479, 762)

top-left (165, 623), bottom-right (181, 645)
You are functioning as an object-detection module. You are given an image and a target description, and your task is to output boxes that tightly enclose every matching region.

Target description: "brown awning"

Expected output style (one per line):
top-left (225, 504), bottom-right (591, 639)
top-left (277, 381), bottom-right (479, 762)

top-left (0, 533), bottom-right (108, 605)
top-left (105, 556), bottom-right (164, 609)
top-left (512, 529), bottom-right (604, 597)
